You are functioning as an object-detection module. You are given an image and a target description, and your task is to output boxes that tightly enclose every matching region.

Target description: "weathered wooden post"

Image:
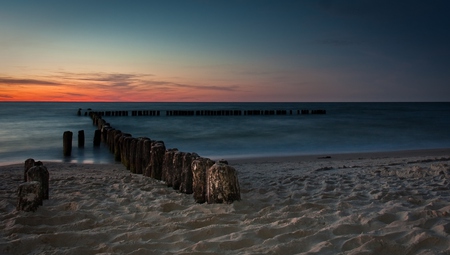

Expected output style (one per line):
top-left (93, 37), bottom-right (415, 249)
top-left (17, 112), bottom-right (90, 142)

top-left (105, 127), bottom-right (113, 150)
top-left (172, 151), bottom-right (184, 190)
top-left (206, 162), bottom-right (241, 204)
top-left (114, 132), bottom-right (126, 161)
top-left (63, 131), bottom-right (73, 156)
top-left (121, 136), bottom-right (133, 169)
top-left (101, 126), bottom-right (112, 143)
top-left (111, 130), bottom-right (121, 153)
top-left (141, 138), bottom-right (152, 175)
top-left (147, 142), bottom-right (165, 179)
top-left (129, 138), bottom-right (138, 173)
top-left (133, 138), bottom-right (143, 174)
top-left (179, 152), bottom-right (197, 194)
top-left (192, 157), bottom-right (215, 203)
top-left (27, 165), bottom-right (49, 200)
top-left (93, 129), bottom-right (101, 147)
top-left (78, 130), bottom-right (85, 148)
top-left (117, 134), bottom-right (131, 163)
top-left (162, 149), bottom-right (178, 186)
top-left (24, 158), bottom-right (35, 182)
top-left (17, 181), bottom-right (43, 212)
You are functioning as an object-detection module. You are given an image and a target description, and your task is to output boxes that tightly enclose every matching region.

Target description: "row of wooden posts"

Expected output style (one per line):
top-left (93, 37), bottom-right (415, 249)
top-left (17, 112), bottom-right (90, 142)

top-left (79, 109), bottom-right (326, 117)
top-left (67, 112), bottom-right (241, 204)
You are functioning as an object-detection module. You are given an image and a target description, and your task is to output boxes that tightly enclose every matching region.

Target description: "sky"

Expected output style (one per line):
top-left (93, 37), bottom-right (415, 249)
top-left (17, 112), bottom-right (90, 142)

top-left (1, 0), bottom-right (450, 102)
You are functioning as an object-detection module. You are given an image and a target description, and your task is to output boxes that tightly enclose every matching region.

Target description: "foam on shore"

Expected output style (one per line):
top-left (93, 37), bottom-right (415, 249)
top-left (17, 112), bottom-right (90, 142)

top-left (1, 150), bottom-right (450, 254)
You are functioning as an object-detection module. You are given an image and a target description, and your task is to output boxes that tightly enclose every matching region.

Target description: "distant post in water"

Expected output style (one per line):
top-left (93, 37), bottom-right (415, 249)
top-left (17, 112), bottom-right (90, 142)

top-left (63, 131), bottom-right (73, 156)
top-left (93, 129), bottom-right (101, 146)
top-left (78, 130), bottom-right (85, 148)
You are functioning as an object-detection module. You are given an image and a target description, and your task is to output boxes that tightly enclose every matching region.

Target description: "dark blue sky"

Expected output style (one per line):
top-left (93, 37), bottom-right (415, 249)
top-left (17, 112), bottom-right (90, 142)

top-left (1, 0), bottom-right (449, 101)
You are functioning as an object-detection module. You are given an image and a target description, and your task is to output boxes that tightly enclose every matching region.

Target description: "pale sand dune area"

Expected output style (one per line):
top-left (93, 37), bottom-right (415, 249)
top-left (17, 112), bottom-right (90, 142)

top-left (1, 150), bottom-right (450, 254)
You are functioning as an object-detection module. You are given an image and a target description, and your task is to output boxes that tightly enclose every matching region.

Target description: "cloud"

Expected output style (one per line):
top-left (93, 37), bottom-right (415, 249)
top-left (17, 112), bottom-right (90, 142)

top-left (64, 92), bottom-right (87, 97)
top-left (168, 82), bottom-right (239, 92)
top-left (0, 94), bottom-right (13, 99)
top-left (56, 72), bottom-right (241, 92)
top-left (0, 77), bottom-right (60, 86)
top-left (55, 72), bottom-right (149, 89)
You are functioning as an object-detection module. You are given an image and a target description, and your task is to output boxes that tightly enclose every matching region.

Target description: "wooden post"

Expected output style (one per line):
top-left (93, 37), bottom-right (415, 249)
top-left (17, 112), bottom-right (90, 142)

top-left (141, 138), bottom-right (152, 175)
top-left (192, 157), bottom-right (215, 203)
top-left (101, 126), bottom-right (111, 143)
top-left (78, 130), bottom-right (85, 148)
top-left (114, 132), bottom-right (125, 161)
top-left (27, 165), bottom-right (49, 200)
top-left (117, 134), bottom-right (130, 163)
top-left (110, 130), bottom-right (121, 153)
top-left (134, 138), bottom-right (144, 174)
top-left (149, 142), bottom-right (166, 180)
top-left (121, 137), bottom-right (133, 169)
top-left (162, 149), bottom-right (178, 186)
top-left (63, 131), bottom-right (73, 156)
top-left (93, 129), bottom-right (101, 147)
top-left (24, 158), bottom-right (35, 182)
top-left (206, 162), bottom-right (241, 204)
top-left (179, 152), bottom-right (195, 194)
top-left (172, 151), bottom-right (184, 190)
top-left (129, 138), bottom-right (138, 173)
top-left (17, 181), bottom-right (43, 212)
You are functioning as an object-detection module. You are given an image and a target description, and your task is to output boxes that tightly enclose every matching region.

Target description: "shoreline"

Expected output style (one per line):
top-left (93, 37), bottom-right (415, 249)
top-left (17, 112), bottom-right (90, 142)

top-left (225, 147), bottom-right (450, 164)
top-left (2, 148), bottom-right (450, 168)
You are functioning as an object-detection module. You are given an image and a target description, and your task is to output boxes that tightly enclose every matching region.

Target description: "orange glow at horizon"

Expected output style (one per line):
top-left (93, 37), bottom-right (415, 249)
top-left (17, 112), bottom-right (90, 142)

top-left (1, 69), bottom-right (328, 102)
top-left (0, 77), bottom-right (251, 102)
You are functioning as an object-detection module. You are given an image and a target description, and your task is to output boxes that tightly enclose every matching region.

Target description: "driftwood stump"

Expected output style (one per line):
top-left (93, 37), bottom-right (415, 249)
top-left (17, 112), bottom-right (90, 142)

top-left (27, 165), bottom-right (49, 200)
top-left (192, 157), bottom-right (215, 203)
top-left (206, 162), bottom-right (241, 204)
top-left (17, 181), bottom-right (43, 212)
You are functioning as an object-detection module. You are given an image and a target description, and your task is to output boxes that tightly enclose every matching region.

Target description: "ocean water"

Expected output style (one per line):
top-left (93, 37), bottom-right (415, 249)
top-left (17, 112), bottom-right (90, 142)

top-left (1, 102), bottom-right (450, 166)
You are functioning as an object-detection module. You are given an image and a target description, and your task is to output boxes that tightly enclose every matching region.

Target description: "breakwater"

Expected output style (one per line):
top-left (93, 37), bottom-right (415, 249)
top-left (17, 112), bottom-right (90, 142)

top-left (79, 108), bottom-right (326, 117)
top-left (87, 112), bottom-right (241, 204)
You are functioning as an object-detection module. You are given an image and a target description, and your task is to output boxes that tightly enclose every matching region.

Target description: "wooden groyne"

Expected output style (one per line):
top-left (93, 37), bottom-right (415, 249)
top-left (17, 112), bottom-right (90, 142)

top-left (84, 109), bottom-right (326, 117)
top-left (87, 112), bottom-right (241, 204)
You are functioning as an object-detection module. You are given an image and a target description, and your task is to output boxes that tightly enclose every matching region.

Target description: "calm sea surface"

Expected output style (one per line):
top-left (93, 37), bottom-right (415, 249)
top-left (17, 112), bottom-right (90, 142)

top-left (1, 102), bottom-right (449, 166)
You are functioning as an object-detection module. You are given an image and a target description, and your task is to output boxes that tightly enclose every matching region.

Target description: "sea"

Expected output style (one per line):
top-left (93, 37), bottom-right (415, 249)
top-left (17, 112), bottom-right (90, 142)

top-left (1, 102), bottom-right (450, 166)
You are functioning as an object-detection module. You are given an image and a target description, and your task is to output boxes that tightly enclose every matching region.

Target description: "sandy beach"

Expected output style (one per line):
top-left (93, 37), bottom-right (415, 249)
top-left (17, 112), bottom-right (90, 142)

top-left (1, 149), bottom-right (450, 254)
